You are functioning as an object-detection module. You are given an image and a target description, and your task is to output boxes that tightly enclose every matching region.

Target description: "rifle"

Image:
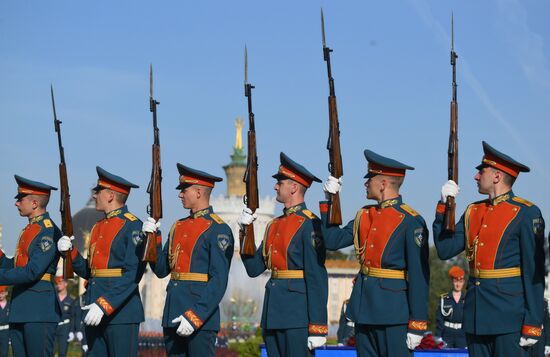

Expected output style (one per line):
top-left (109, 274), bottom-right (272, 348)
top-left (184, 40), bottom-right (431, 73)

top-left (143, 64), bottom-right (162, 262)
top-left (444, 15), bottom-right (459, 232)
top-left (240, 46), bottom-right (259, 257)
top-left (51, 85), bottom-right (74, 278)
top-left (321, 9), bottom-right (343, 225)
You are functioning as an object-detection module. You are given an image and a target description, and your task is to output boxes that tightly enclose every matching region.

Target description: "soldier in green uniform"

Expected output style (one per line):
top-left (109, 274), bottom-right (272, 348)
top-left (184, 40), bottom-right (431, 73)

top-left (0, 176), bottom-right (61, 356)
top-left (238, 153), bottom-right (328, 357)
top-left (143, 164), bottom-right (234, 357)
top-left (321, 150), bottom-right (430, 357)
top-left (434, 141), bottom-right (545, 356)
top-left (57, 167), bottom-right (146, 357)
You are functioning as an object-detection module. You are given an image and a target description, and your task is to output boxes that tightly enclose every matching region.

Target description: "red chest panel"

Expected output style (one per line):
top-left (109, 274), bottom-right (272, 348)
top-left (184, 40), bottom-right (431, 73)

top-left (265, 214), bottom-right (305, 270)
top-left (89, 217), bottom-right (125, 269)
top-left (467, 202), bottom-right (520, 269)
top-left (359, 207), bottom-right (404, 268)
top-left (170, 218), bottom-right (212, 272)
top-left (15, 224), bottom-right (42, 267)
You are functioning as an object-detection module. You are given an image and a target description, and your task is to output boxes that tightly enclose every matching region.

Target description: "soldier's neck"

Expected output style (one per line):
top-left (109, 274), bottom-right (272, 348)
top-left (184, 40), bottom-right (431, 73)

top-left (190, 202), bottom-right (210, 214)
top-left (487, 184), bottom-right (512, 200)
top-left (58, 292), bottom-right (67, 300)
top-left (104, 203), bottom-right (124, 215)
top-left (284, 196), bottom-right (305, 209)
top-left (377, 191), bottom-right (399, 204)
top-left (27, 208), bottom-right (46, 220)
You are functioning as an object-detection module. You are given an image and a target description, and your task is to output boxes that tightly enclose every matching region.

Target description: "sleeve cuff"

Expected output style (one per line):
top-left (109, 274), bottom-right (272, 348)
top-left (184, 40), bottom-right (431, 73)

top-left (184, 309), bottom-right (204, 329)
top-left (308, 323), bottom-right (328, 336)
top-left (0, 250), bottom-right (4, 259)
top-left (436, 203), bottom-right (446, 215)
top-left (319, 201), bottom-right (329, 214)
top-left (408, 320), bottom-right (428, 332)
top-left (96, 297), bottom-right (114, 316)
top-left (522, 324), bottom-right (542, 337)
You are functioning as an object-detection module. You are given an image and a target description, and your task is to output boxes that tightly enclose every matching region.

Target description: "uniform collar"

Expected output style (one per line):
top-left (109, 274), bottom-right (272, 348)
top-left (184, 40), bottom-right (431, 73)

top-left (490, 191), bottom-right (514, 206)
top-left (192, 206), bottom-right (213, 219)
top-left (106, 205), bottom-right (128, 219)
top-left (284, 203), bottom-right (305, 216)
top-left (29, 212), bottom-right (49, 225)
top-left (379, 196), bottom-right (402, 209)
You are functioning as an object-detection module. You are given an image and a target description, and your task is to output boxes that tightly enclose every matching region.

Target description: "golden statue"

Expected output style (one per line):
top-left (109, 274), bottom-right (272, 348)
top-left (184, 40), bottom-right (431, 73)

top-left (235, 118), bottom-right (244, 150)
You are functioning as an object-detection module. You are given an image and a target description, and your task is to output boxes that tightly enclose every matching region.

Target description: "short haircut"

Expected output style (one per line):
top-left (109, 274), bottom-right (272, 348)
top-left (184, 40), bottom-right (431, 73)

top-left (31, 194), bottom-right (50, 208)
top-left (200, 186), bottom-right (213, 199)
top-left (384, 175), bottom-right (405, 189)
top-left (501, 171), bottom-right (516, 187)
top-left (113, 191), bottom-right (129, 204)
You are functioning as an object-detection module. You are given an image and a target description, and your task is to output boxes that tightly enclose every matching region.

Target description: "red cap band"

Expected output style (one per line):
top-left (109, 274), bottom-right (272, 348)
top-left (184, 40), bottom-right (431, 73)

top-left (278, 165), bottom-right (312, 187)
top-left (368, 163), bottom-right (406, 177)
top-left (97, 179), bottom-right (131, 194)
top-left (482, 153), bottom-right (520, 178)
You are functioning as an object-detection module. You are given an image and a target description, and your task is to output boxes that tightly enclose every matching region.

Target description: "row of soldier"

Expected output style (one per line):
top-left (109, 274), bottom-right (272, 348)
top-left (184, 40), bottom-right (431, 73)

top-left (2, 139), bottom-right (545, 357)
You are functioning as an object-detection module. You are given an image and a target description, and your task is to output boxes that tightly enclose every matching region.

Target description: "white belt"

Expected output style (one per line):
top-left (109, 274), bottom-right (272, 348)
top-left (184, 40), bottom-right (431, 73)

top-left (0, 325), bottom-right (8, 331)
top-left (444, 321), bottom-right (462, 329)
top-left (58, 319), bottom-right (70, 326)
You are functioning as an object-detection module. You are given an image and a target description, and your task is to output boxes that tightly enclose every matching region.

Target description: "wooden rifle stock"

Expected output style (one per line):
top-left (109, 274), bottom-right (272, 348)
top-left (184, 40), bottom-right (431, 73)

top-left (240, 122), bottom-right (259, 256)
top-left (327, 96), bottom-right (343, 225)
top-left (59, 164), bottom-right (74, 278)
top-left (51, 86), bottom-right (74, 279)
top-left (444, 17), bottom-right (459, 232)
top-left (143, 143), bottom-right (162, 262)
top-left (322, 12), bottom-right (344, 226)
top-left (143, 67), bottom-right (162, 262)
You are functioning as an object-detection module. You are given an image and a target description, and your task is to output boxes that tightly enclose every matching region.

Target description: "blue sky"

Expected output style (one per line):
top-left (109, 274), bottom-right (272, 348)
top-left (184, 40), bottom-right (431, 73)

top-left (1, 1), bottom-right (549, 252)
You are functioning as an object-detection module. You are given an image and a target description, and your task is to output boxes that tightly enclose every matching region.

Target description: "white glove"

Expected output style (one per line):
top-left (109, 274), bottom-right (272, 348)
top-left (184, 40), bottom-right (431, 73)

top-left (544, 345), bottom-right (550, 354)
top-left (76, 331), bottom-right (83, 341)
top-left (323, 175), bottom-right (343, 194)
top-left (82, 345), bottom-right (88, 352)
top-left (57, 235), bottom-right (74, 252)
top-left (172, 315), bottom-right (195, 336)
top-left (441, 180), bottom-right (459, 203)
top-left (82, 303), bottom-right (105, 326)
top-left (142, 217), bottom-right (161, 234)
top-left (237, 208), bottom-right (257, 229)
top-left (67, 332), bottom-right (75, 342)
top-left (519, 337), bottom-right (538, 347)
top-left (307, 336), bottom-right (326, 350)
top-left (406, 333), bottom-right (423, 350)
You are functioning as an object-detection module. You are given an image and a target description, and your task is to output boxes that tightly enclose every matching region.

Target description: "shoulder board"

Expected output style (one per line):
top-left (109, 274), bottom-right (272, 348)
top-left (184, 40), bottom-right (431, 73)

top-left (43, 219), bottom-right (53, 228)
top-left (301, 209), bottom-right (318, 220)
top-left (400, 204), bottom-right (418, 217)
top-left (512, 196), bottom-right (534, 207)
top-left (124, 213), bottom-right (138, 221)
top-left (210, 213), bottom-right (225, 224)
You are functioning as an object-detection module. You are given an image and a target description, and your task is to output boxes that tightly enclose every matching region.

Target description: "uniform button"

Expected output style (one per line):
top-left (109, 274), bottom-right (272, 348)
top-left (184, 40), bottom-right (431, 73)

top-left (274, 250), bottom-right (278, 254)
top-left (370, 244), bottom-right (374, 248)
top-left (99, 235), bottom-right (103, 239)
top-left (174, 283), bottom-right (178, 287)
top-left (399, 215), bottom-right (404, 218)
top-left (488, 207), bottom-right (493, 211)
top-left (513, 208), bottom-right (518, 211)
top-left (377, 212), bottom-right (381, 215)
top-left (477, 262), bottom-right (480, 266)
top-left (276, 233), bottom-right (280, 237)
top-left (482, 224), bottom-right (487, 228)
top-left (183, 235), bottom-right (187, 238)
top-left (475, 281), bottom-right (480, 286)
top-left (367, 260), bottom-right (371, 265)
top-left (479, 242), bottom-right (484, 247)
top-left (372, 228), bottom-right (377, 231)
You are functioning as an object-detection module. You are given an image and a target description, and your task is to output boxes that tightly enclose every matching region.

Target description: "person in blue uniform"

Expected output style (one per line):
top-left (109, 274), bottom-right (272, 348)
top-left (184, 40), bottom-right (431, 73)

top-left (54, 277), bottom-right (78, 357)
top-left (321, 150), bottom-right (430, 356)
top-left (435, 266), bottom-right (466, 348)
top-left (0, 286), bottom-right (10, 357)
top-left (142, 164), bottom-right (234, 357)
top-left (0, 175), bottom-right (61, 356)
top-left (57, 167), bottom-right (146, 357)
top-left (434, 141), bottom-right (545, 356)
top-left (337, 299), bottom-right (354, 346)
top-left (238, 153), bottom-right (328, 356)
